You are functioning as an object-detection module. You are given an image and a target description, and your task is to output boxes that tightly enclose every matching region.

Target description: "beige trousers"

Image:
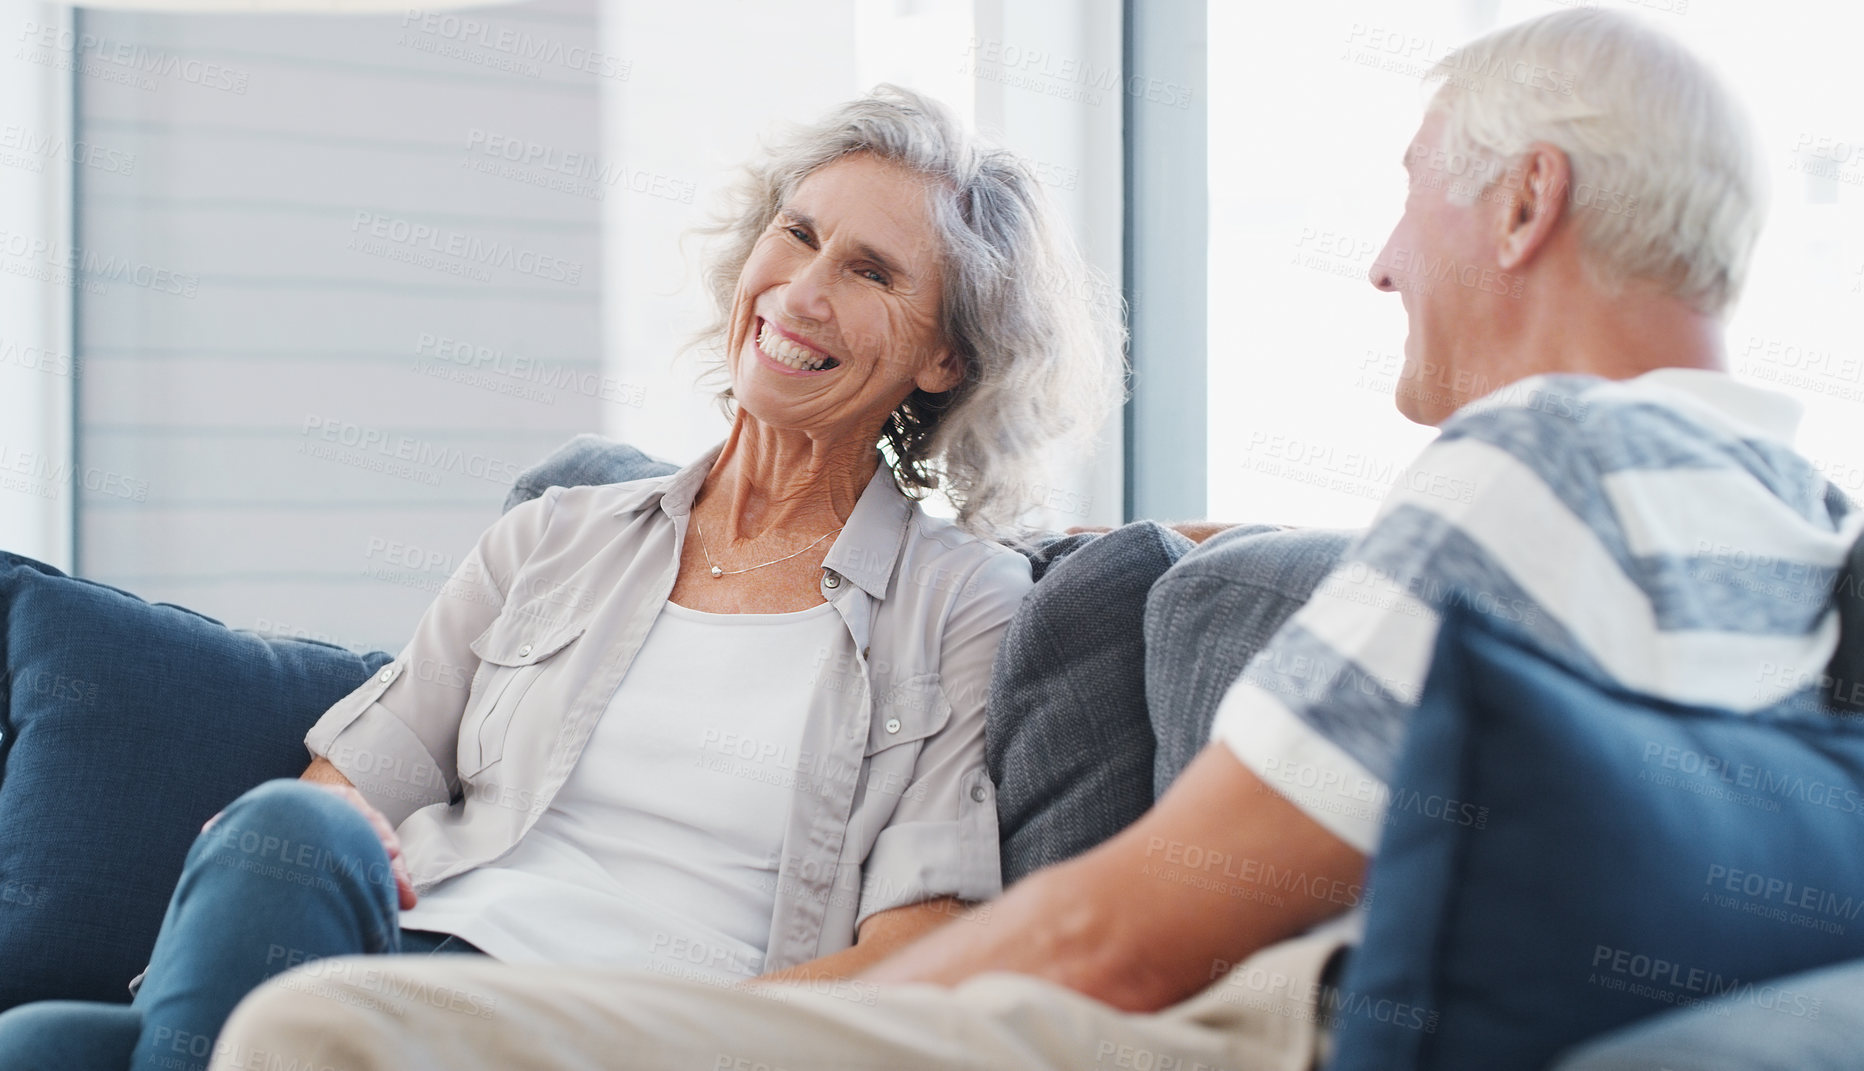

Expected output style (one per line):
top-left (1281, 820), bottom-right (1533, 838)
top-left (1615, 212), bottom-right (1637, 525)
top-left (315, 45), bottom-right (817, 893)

top-left (206, 932), bottom-right (1346, 1071)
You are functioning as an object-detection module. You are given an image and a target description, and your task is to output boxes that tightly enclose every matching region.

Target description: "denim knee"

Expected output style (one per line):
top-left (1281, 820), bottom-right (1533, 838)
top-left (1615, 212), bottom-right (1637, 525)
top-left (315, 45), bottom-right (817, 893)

top-left (190, 780), bottom-right (393, 897)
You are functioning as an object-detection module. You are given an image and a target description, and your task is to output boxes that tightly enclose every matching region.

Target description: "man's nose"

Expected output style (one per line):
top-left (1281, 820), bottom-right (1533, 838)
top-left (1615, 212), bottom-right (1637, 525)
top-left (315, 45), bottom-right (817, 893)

top-left (1369, 242), bottom-right (1399, 292)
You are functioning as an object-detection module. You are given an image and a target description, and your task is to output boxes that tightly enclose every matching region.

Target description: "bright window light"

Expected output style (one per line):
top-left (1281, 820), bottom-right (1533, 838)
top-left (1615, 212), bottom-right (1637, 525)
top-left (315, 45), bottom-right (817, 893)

top-left (1208, 0), bottom-right (1864, 528)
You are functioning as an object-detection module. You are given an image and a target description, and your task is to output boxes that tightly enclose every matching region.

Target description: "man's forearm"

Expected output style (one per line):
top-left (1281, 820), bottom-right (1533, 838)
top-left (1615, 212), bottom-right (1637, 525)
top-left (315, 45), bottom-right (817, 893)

top-left (864, 745), bottom-right (1367, 1011)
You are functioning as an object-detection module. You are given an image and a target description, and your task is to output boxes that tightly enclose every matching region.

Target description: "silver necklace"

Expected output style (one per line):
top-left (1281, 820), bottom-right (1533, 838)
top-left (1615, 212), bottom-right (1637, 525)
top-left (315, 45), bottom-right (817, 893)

top-left (693, 515), bottom-right (843, 579)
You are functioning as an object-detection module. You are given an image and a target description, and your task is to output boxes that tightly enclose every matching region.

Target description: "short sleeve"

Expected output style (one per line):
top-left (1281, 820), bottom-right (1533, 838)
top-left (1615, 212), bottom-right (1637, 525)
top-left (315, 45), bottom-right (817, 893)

top-left (1212, 404), bottom-right (1603, 854)
top-left (855, 549), bottom-right (1031, 926)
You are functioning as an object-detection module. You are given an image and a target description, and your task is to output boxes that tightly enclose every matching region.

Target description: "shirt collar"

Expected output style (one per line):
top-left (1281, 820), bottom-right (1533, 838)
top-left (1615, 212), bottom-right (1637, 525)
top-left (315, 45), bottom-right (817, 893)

top-left (601, 451), bottom-right (706, 518)
top-left (609, 442), bottom-right (912, 601)
top-left (821, 461), bottom-right (914, 599)
top-left (1636, 367), bottom-right (1804, 445)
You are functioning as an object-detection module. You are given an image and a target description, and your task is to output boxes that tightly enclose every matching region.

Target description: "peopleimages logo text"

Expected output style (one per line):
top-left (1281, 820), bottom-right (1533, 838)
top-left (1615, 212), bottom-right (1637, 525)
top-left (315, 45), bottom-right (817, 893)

top-left (349, 213), bottom-right (583, 286)
top-left (300, 416), bottom-right (523, 487)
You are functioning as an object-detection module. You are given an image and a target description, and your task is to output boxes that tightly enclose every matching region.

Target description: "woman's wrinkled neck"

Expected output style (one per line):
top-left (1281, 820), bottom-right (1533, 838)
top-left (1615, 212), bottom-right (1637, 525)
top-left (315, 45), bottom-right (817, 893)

top-left (699, 411), bottom-right (880, 543)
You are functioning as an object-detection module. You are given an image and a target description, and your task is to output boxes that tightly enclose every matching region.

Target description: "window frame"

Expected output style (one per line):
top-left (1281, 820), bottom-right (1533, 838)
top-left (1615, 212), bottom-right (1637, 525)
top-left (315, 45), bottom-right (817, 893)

top-left (1121, 0), bottom-right (1207, 523)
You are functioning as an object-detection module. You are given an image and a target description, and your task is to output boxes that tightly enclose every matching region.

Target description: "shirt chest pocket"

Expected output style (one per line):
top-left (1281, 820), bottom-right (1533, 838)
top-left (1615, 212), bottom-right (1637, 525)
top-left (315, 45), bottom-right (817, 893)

top-left (460, 615), bottom-right (586, 779)
top-left (862, 674), bottom-right (952, 797)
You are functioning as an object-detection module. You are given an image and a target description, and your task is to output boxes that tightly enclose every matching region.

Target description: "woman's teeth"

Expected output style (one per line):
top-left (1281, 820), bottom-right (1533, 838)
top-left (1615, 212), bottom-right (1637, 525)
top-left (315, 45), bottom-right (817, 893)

top-left (758, 323), bottom-right (836, 372)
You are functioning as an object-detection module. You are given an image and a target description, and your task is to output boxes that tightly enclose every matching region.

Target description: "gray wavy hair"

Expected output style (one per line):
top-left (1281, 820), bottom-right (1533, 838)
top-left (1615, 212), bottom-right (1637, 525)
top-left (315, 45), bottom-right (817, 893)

top-left (694, 85), bottom-right (1126, 534)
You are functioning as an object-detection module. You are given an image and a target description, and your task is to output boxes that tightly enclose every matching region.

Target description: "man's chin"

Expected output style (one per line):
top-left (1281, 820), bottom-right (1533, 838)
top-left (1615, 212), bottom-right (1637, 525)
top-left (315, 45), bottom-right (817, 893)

top-left (1393, 382), bottom-right (1446, 428)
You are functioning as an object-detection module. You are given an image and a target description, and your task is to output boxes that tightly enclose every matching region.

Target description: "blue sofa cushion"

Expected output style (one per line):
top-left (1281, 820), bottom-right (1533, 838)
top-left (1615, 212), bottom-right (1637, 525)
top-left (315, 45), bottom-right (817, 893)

top-left (0, 552), bottom-right (393, 1011)
top-left (1330, 606), bottom-right (1864, 1071)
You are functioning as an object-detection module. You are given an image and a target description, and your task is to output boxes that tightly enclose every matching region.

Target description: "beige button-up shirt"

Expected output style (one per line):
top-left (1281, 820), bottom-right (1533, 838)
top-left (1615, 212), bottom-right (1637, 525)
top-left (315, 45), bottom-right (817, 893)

top-left (305, 444), bottom-right (1028, 970)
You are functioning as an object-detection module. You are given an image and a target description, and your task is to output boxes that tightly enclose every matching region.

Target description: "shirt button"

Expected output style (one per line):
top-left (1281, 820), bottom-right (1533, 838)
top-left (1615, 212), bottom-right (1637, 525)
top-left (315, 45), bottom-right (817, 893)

top-left (518, 643), bottom-right (533, 658)
top-left (970, 784), bottom-right (989, 803)
top-left (823, 572), bottom-right (841, 590)
top-left (885, 718), bottom-right (902, 734)
top-left (378, 667), bottom-right (395, 683)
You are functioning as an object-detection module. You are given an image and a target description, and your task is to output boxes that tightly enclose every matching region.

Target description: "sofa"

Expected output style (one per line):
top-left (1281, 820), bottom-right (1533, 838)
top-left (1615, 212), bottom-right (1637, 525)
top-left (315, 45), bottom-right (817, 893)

top-left (4, 433), bottom-right (1862, 1070)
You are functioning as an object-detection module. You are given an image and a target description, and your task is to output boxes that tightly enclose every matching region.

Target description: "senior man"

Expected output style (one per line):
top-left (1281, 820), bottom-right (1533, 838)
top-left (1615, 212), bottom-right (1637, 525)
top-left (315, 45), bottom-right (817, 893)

top-left (208, 9), bottom-right (1858, 1071)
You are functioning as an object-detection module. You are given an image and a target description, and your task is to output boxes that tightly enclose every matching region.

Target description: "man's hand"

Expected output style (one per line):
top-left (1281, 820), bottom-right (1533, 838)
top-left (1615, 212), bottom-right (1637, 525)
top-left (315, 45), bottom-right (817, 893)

top-left (863, 744), bottom-right (1366, 1011)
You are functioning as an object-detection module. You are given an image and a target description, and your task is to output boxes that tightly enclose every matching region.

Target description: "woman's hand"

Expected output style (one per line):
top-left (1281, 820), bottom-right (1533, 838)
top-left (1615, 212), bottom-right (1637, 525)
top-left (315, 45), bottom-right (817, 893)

top-left (200, 773), bottom-right (420, 910)
top-left (310, 782), bottom-right (420, 910)
top-left (302, 757), bottom-right (418, 909)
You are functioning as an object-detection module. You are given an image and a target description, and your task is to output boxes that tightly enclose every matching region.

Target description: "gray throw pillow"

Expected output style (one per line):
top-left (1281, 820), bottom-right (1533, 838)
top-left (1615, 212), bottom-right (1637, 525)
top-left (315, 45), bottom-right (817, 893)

top-left (986, 522), bottom-right (1194, 886)
top-left (502, 434), bottom-right (678, 512)
top-left (1144, 525), bottom-right (1356, 796)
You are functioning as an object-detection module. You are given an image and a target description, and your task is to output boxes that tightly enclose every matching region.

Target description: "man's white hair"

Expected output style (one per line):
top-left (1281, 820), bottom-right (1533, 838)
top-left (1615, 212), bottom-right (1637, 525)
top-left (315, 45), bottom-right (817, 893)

top-left (1425, 8), bottom-right (1766, 315)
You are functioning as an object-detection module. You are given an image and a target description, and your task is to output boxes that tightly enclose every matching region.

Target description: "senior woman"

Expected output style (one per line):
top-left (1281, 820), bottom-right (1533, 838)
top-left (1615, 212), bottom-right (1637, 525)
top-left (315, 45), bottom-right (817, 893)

top-left (0, 85), bottom-right (1121, 1071)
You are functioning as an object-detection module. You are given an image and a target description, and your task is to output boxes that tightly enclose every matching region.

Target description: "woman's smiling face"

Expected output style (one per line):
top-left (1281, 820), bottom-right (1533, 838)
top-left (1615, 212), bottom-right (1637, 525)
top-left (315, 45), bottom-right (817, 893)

top-left (726, 153), bottom-right (964, 439)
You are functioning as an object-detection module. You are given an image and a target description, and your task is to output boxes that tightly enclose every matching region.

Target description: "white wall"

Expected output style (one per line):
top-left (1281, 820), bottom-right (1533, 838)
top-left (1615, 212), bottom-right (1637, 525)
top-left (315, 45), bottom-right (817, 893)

top-left (71, 0), bottom-right (606, 652)
top-left (0, 3), bottom-right (76, 571)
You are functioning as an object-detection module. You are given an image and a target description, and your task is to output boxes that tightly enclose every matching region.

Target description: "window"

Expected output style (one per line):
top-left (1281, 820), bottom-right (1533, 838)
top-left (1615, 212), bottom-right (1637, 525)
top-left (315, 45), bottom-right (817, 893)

top-left (1205, 0), bottom-right (1864, 528)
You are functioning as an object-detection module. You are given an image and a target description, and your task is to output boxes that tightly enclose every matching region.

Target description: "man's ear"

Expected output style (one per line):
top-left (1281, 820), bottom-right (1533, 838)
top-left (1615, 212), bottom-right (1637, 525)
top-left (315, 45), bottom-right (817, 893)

top-left (1495, 143), bottom-right (1571, 272)
top-left (915, 347), bottom-right (967, 395)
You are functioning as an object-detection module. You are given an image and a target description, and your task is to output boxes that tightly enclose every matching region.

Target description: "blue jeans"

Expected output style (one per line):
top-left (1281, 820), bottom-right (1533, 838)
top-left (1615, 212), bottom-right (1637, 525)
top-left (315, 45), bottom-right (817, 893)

top-left (0, 780), bottom-right (482, 1071)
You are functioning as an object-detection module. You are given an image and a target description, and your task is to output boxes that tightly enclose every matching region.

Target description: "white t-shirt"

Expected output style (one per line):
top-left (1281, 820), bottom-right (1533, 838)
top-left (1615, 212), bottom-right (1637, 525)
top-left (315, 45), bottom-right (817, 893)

top-left (399, 598), bottom-right (843, 982)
